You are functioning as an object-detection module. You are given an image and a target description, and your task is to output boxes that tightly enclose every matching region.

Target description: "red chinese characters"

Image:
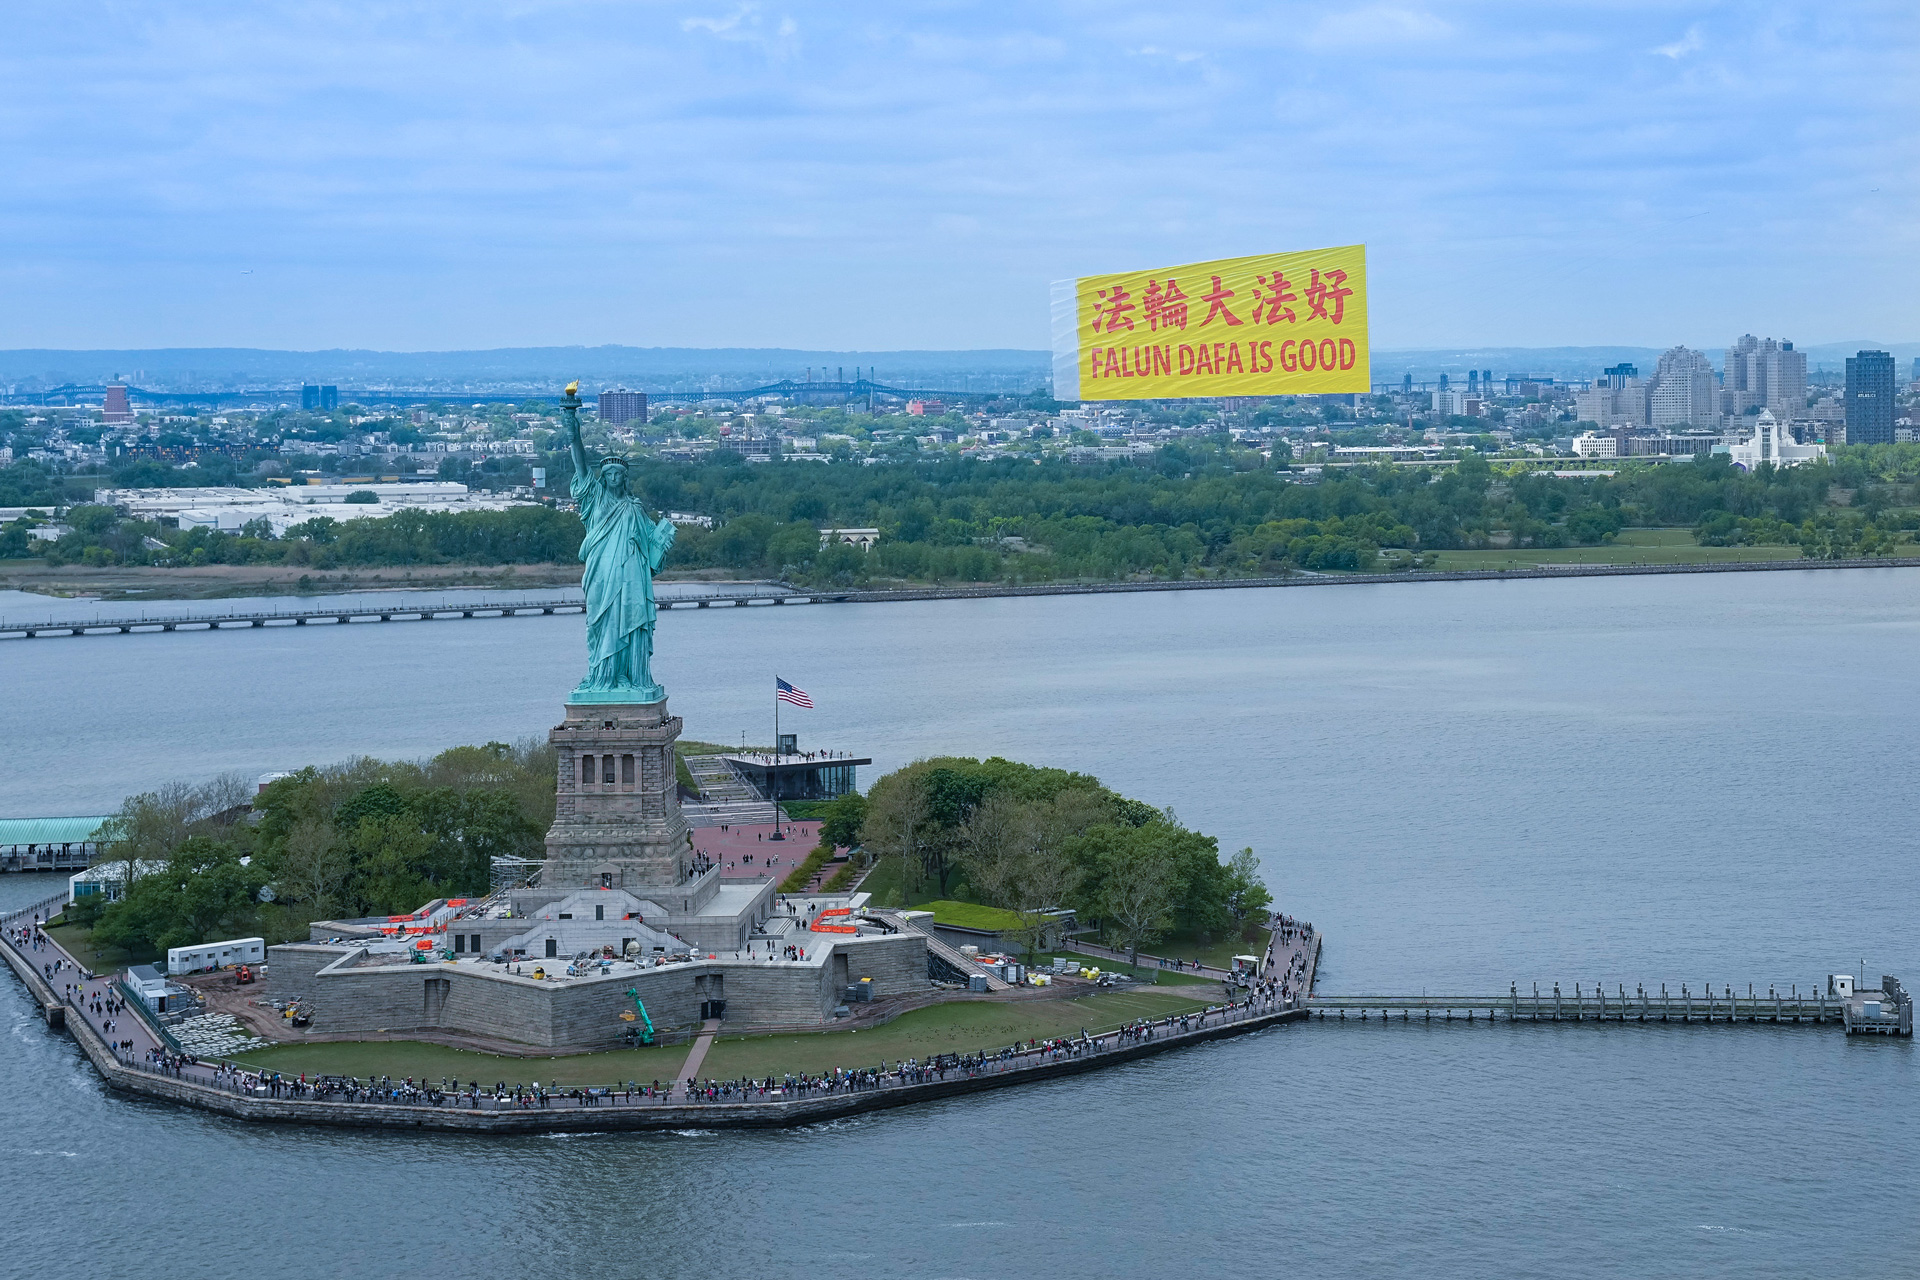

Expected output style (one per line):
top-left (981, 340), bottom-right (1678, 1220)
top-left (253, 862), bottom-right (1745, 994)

top-left (1091, 284), bottom-right (1136, 334)
top-left (1304, 268), bottom-right (1352, 324)
top-left (1141, 278), bottom-right (1189, 331)
top-left (1251, 269), bottom-right (1297, 325)
top-left (1199, 275), bottom-right (1243, 327)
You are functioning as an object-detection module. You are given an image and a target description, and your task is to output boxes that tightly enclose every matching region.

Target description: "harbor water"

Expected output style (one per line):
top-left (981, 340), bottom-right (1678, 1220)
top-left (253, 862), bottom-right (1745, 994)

top-left (2, 569), bottom-right (1916, 1278)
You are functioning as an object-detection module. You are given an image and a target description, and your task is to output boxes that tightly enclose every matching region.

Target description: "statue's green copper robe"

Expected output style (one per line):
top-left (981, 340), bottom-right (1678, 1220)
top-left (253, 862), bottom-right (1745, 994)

top-left (571, 467), bottom-right (675, 701)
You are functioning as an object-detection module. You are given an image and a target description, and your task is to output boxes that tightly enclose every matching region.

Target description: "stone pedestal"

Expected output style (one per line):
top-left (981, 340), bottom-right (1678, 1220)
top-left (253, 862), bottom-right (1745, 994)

top-left (543, 699), bottom-right (693, 892)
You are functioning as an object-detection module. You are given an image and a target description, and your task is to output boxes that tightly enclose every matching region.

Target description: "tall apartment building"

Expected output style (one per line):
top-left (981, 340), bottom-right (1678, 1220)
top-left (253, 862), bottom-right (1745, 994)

top-left (301, 385), bottom-right (338, 411)
top-left (1845, 350), bottom-right (1896, 445)
top-left (1431, 389), bottom-right (1482, 417)
top-left (1576, 363), bottom-right (1648, 427)
top-left (598, 387), bottom-right (649, 426)
top-left (102, 382), bottom-right (132, 424)
top-left (1723, 335), bottom-right (1806, 419)
top-left (1649, 346), bottom-right (1718, 429)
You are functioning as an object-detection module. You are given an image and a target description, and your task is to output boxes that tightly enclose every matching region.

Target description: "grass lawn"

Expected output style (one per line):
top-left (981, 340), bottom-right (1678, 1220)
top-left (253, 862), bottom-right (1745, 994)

top-left (234, 1037), bottom-right (691, 1086)
top-left (700, 988), bottom-right (1214, 1078)
top-left (44, 920), bottom-right (158, 974)
top-left (855, 859), bottom-right (983, 911)
top-left (229, 989), bottom-right (1217, 1085)
top-left (677, 740), bottom-right (770, 756)
top-left (1425, 527), bottom-right (1803, 572)
top-left (915, 899), bottom-right (1026, 932)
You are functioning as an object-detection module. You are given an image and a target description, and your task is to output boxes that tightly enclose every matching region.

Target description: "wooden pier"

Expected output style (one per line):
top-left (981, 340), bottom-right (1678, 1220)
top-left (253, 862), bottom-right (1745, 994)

top-left (1307, 980), bottom-right (1910, 1033)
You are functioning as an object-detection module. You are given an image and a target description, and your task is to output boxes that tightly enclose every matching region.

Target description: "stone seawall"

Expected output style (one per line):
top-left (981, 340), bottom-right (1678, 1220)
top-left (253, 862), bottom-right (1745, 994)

top-left (62, 999), bottom-right (1303, 1133)
top-left (0, 933), bottom-right (65, 1027)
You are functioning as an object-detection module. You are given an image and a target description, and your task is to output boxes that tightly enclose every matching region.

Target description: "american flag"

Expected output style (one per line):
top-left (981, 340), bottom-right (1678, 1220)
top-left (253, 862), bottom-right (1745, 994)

top-left (775, 677), bottom-right (814, 709)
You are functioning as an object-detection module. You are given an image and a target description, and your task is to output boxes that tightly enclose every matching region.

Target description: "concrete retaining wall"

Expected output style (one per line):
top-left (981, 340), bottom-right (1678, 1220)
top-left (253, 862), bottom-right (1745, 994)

top-left (268, 929), bottom-right (932, 1047)
top-left (0, 935), bottom-right (65, 1027)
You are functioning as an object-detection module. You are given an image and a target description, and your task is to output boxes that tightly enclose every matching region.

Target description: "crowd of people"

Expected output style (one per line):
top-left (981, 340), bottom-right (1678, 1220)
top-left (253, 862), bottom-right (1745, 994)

top-left (107, 991), bottom-right (1287, 1115)
top-left (1264, 914), bottom-right (1317, 1006)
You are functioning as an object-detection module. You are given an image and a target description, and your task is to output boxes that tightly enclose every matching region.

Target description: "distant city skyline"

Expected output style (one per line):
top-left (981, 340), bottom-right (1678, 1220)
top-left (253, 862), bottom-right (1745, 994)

top-left (0, 2), bottom-right (1913, 352)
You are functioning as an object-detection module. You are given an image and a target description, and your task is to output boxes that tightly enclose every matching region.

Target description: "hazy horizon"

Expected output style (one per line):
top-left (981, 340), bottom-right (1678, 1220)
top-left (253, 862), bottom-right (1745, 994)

top-left (1, 341), bottom-right (1912, 392)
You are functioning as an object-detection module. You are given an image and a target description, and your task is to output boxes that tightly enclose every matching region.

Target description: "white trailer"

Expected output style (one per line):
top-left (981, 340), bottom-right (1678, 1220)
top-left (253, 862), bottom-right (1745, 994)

top-left (166, 936), bottom-right (266, 974)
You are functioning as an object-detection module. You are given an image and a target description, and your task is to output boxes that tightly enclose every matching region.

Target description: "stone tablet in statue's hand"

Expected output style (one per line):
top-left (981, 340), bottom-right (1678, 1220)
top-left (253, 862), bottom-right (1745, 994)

top-left (652, 514), bottom-right (675, 564)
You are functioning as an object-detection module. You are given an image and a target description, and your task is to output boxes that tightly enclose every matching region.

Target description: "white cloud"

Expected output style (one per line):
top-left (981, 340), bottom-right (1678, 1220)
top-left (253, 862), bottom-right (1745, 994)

top-left (682, 5), bottom-right (797, 57)
top-left (1134, 45), bottom-right (1203, 63)
top-left (1654, 24), bottom-right (1706, 59)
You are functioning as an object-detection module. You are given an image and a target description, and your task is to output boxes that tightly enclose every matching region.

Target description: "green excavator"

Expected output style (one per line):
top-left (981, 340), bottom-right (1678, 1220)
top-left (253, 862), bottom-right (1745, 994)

top-left (623, 988), bottom-right (656, 1046)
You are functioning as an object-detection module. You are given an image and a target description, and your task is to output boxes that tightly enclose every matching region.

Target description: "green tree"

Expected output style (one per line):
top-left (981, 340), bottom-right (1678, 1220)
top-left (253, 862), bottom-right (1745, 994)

top-left (818, 790), bottom-right (868, 849)
top-left (1090, 826), bottom-right (1179, 967)
top-left (1223, 847), bottom-right (1273, 940)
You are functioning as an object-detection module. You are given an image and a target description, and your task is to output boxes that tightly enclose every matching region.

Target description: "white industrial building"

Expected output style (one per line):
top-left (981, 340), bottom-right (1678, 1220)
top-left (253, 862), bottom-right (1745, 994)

top-left (167, 936), bottom-right (266, 974)
top-left (94, 483), bottom-right (538, 536)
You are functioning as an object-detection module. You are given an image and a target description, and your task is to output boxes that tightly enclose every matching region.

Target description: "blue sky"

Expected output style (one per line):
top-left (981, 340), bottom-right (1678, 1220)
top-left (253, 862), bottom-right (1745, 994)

top-left (1, 1), bottom-right (1913, 351)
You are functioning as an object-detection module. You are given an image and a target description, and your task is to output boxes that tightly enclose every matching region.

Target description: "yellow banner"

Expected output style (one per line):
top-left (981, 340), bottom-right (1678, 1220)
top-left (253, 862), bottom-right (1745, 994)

top-left (1052, 245), bottom-right (1367, 400)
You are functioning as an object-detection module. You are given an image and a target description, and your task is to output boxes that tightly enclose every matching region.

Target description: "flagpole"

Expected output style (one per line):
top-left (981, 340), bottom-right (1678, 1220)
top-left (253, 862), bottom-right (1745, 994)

top-left (770, 675), bottom-right (783, 841)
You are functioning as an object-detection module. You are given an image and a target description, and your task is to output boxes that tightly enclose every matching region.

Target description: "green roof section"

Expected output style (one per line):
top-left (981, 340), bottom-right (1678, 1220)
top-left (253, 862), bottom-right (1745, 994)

top-left (917, 900), bottom-right (1030, 933)
top-left (0, 817), bottom-right (111, 847)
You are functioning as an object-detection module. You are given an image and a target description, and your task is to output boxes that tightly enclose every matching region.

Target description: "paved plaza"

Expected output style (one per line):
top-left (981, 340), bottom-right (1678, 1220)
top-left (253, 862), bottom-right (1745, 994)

top-left (690, 821), bottom-right (840, 883)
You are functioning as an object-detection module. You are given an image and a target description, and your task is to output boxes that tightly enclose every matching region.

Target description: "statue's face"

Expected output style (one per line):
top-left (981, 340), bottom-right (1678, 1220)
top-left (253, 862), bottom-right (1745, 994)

top-left (599, 462), bottom-right (629, 495)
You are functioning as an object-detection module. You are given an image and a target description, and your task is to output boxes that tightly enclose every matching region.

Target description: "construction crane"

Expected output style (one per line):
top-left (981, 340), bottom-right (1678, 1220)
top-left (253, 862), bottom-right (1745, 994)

top-left (623, 988), bottom-right (656, 1045)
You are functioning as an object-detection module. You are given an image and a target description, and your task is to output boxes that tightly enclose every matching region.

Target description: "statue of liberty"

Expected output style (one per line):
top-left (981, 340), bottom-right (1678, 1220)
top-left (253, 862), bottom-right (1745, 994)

top-left (561, 382), bottom-right (675, 704)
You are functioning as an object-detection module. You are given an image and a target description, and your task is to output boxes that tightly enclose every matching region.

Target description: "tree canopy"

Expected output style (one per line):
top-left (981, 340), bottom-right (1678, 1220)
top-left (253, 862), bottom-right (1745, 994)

top-left (83, 741), bottom-right (554, 954)
top-left (855, 755), bottom-right (1269, 957)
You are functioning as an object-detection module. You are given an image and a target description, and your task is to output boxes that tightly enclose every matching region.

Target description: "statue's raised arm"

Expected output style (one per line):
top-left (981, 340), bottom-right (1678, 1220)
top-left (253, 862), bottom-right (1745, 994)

top-left (562, 380), bottom-right (590, 481)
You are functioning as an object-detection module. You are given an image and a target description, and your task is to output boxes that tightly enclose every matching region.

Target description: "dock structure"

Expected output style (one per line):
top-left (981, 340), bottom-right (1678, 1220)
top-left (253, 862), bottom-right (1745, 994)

top-left (0, 817), bottom-right (112, 874)
top-left (1308, 979), bottom-right (1912, 1034)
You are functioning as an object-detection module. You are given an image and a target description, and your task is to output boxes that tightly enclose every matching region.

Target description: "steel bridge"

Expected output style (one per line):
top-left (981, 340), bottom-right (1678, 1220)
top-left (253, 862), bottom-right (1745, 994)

top-left (0, 590), bottom-right (859, 638)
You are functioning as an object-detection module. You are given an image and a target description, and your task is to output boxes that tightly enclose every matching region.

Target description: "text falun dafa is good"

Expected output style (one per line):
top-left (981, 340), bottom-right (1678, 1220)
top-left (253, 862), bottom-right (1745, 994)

top-left (1051, 245), bottom-right (1367, 401)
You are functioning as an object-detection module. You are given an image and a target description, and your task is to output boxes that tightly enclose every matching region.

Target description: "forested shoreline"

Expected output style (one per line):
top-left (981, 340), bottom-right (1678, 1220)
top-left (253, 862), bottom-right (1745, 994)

top-left (9, 441), bottom-right (1920, 585)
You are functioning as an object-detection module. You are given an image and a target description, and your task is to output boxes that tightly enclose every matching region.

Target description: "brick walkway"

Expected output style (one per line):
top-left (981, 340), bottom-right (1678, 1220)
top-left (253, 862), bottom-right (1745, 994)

top-left (690, 822), bottom-right (844, 883)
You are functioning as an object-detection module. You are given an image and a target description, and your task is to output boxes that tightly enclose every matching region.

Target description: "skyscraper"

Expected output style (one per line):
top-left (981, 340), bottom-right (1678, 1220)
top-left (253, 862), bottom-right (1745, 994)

top-left (598, 387), bottom-right (649, 426)
top-left (301, 385), bottom-right (338, 411)
top-left (1845, 350), bottom-right (1895, 445)
top-left (1723, 336), bottom-right (1805, 419)
top-left (1649, 346), bottom-right (1717, 430)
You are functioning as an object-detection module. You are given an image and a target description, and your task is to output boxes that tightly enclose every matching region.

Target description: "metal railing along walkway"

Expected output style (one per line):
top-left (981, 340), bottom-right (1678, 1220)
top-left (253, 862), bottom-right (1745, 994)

top-left (1309, 982), bottom-right (1849, 1024)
